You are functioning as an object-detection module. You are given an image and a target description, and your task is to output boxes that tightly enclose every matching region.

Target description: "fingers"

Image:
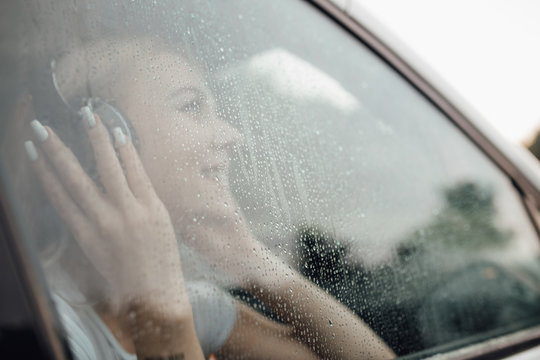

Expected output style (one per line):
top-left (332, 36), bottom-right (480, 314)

top-left (29, 109), bottom-right (155, 211)
top-left (78, 106), bottom-right (155, 201)
top-left (116, 135), bottom-right (156, 201)
top-left (24, 140), bottom-right (91, 237)
top-left (81, 106), bottom-right (156, 202)
top-left (80, 107), bottom-right (133, 205)
top-left (30, 119), bottom-right (106, 221)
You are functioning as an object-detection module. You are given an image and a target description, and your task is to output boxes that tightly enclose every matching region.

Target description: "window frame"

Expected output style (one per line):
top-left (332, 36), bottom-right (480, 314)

top-left (305, 0), bottom-right (540, 358)
top-left (0, 186), bottom-right (69, 359)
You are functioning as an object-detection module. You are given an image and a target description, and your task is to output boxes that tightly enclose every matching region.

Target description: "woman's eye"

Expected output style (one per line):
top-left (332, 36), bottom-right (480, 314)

top-left (178, 99), bottom-right (202, 113)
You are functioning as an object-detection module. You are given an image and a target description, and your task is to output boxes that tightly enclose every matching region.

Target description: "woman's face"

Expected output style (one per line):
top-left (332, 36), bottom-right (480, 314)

top-left (116, 50), bottom-right (242, 229)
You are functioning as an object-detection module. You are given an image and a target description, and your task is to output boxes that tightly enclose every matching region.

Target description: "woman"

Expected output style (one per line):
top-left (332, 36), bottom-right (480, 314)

top-left (23, 37), bottom-right (394, 359)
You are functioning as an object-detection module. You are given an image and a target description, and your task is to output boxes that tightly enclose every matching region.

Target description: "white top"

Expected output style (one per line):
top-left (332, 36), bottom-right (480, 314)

top-left (53, 281), bottom-right (237, 359)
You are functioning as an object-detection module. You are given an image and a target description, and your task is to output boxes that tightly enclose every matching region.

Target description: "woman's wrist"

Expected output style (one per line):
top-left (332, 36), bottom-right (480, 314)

top-left (122, 296), bottom-right (202, 359)
top-left (112, 251), bottom-right (188, 308)
top-left (125, 291), bottom-right (193, 319)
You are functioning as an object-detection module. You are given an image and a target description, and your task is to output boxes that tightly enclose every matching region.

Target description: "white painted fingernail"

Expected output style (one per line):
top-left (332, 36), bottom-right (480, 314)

top-left (112, 127), bottom-right (126, 147)
top-left (24, 140), bottom-right (38, 161)
top-left (30, 119), bottom-right (49, 142)
top-left (80, 106), bottom-right (96, 128)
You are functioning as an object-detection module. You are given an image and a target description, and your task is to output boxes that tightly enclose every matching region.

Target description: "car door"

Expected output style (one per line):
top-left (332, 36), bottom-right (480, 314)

top-left (2, 0), bottom-right (540, 359)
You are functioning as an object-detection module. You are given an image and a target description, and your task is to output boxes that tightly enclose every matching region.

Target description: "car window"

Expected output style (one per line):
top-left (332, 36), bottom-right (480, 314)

top-left (2, 0), bottom-right (540, 359)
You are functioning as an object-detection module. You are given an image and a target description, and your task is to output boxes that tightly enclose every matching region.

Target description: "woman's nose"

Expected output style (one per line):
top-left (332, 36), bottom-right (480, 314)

top-left (213, 119), bottom-right (243, 151)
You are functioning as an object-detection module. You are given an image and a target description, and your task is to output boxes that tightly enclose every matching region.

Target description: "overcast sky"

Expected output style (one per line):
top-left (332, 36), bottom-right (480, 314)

top-left (355, 0), bottom-right (540, 145)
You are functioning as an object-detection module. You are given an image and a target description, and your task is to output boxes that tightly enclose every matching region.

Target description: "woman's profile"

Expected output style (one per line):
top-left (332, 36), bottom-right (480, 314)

top-left (18, 30), bottom-right (394, 360)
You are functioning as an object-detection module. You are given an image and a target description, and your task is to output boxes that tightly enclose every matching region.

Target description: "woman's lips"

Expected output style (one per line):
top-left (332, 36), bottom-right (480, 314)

top-left (200, 163), bottom-right (228, 180)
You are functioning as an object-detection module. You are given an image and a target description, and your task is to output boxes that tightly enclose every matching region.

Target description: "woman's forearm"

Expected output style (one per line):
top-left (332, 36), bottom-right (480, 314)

top-left (250, 253), bottom-right (395, 360)
top-left (187, 217), bottom-right (394, 358)
top-left (124, 296), bottom-right (205, 360)
top-left (218, 303), bottom-right (319, 360)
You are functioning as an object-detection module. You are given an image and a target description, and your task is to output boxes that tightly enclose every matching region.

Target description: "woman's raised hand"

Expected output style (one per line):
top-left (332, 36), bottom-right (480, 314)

top-left (25, 108), bottom-right (188, 313)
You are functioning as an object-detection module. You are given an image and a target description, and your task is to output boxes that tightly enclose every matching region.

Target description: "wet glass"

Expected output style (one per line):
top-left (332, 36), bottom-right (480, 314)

top-left (1, 0), bottom-right (540, 359)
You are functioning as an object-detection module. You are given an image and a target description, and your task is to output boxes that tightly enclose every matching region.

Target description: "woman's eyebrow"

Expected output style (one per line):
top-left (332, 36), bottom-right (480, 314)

top-left (167, 87), bottom-right (203, 100)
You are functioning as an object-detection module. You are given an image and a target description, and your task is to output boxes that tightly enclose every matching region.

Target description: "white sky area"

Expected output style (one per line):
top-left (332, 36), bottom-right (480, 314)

top-left (354, 0), bottom-right (540, 145)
